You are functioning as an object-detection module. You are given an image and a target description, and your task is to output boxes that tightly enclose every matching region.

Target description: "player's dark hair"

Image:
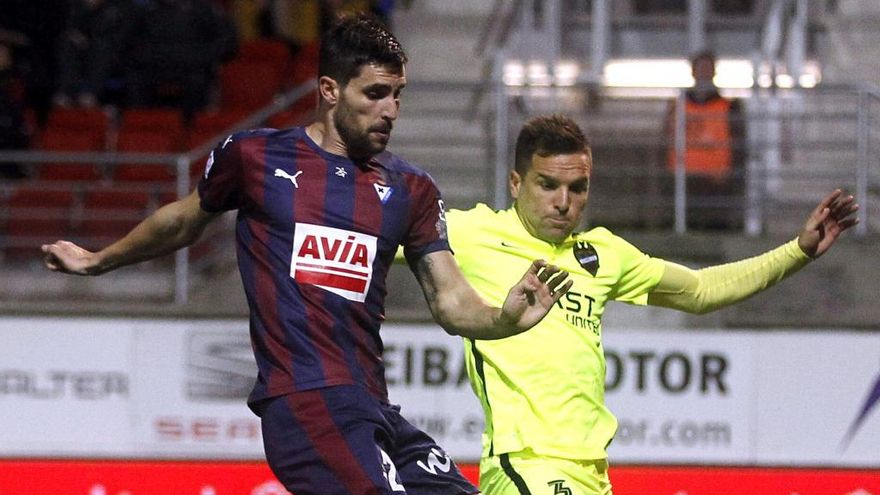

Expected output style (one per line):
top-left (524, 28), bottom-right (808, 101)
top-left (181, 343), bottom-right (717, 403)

top-left (514, 114), bottom-right (591, 175)
top-left (318, 14), bottom-right (407, 87)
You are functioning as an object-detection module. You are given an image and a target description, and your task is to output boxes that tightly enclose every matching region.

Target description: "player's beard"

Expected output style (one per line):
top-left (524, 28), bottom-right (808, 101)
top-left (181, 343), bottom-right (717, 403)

top-left (333, 103), bottom-right (390, 161)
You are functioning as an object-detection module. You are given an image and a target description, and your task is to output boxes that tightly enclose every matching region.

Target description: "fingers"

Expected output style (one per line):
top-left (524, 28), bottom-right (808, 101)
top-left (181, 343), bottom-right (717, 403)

top-left (532, 261), bottom-right (572, 300)
top-left (553, 279), bottom-right (574, 302)
top-left (808, 189), bottom-right (860, 231)
top-left (41, 240), bottom-right (87, 274)
top-left (41, 243), bottom-right (62, 271)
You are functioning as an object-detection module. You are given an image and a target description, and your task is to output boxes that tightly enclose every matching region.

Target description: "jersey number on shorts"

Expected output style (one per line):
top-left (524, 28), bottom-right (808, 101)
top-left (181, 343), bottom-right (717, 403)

top-left (379, 447), bottom-right (406, 492)
top-left (548, 480), bottom-right (573, 495)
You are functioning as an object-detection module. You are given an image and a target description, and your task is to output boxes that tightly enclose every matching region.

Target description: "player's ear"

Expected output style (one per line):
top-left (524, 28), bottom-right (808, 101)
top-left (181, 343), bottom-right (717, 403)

top-left (318, 76), bottom-right (340, 105)
top-left (509, 170), bottom-right (522, 199)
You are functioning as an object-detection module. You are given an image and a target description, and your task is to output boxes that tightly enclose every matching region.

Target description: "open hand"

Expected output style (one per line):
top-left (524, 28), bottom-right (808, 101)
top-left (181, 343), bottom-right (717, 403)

top-left (798, 189), bottom-right (859, 259)
top-left (499, 259), bottom-right (573, 332)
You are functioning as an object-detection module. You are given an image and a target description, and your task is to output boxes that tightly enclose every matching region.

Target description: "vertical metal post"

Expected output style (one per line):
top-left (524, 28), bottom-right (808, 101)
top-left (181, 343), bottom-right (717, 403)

top-left (493, 52), bottom-right (510, 210)
top-left (786, 0), bottom-right (807, 84)
top-left (744, 95), bottom-right (763, 236)
top-left (590, 0), bottom-right (609, 82)
top-left (174, 155), bottom-right (191, 304)
top-left (546, 0), bottom-right (561, 78)
top-left (674, 90), bottom-right (687, 234)
top-left (522, 0), bottom-right (535, 62)
top-left (687, 0), bottom-right (707, 54)
top-left (856, 90), bottom-right (869, 236)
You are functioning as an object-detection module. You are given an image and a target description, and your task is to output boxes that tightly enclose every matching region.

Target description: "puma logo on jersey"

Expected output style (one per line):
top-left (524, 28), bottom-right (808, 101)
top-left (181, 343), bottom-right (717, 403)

top-left (291, 224), bottom-right (377, 302)
top-left (274, 168), bottom-right (303, 188)
top-left (416, 448), bottom-right (452, 475)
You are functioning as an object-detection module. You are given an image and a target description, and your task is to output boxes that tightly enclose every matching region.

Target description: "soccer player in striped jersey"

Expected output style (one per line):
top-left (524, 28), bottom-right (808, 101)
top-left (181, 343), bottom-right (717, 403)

top-left (444, 114), bottom-right (859, 495)
top-left (41, 15), bottom-right (571, 495)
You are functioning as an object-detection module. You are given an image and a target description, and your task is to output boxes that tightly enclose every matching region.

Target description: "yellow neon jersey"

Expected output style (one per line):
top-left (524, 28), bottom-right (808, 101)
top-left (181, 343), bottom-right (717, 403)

top-left (448, 204), bottom-right (665, 460)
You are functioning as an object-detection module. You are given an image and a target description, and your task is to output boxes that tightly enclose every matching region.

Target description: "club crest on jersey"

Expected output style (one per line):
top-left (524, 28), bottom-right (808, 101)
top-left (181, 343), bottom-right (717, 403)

top-left (374, 183), bottom-right (393, 204)
top-left (573, 241), bottom-right (599, 276)
top-left (291, 224), bottom-right (377, 302)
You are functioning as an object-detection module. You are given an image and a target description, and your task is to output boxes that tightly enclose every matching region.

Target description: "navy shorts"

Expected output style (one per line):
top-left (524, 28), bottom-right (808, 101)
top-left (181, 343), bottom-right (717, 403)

top-left (256, 384), bottom-right (479, 495)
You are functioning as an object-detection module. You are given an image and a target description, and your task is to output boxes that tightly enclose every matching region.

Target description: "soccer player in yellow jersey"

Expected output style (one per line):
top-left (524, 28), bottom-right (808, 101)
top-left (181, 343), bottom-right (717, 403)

top-left (444, 114), bottom-right (859, 495)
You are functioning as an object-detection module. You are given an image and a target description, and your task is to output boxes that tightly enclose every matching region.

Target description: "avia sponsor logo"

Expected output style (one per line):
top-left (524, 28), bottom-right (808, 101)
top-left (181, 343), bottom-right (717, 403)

top-left (0, 369), bottom-right (128, 400)
top-left (841, 364), bottom-right (880, 451)
top-left (291, 223), bottom-right (377, 302)
top-left (186, 330), bottom-right (256, 401)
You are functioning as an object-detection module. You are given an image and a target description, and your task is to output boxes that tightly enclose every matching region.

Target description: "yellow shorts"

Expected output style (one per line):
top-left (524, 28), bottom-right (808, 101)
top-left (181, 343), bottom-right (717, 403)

top-left (479, 452), bottom-right (612, 495)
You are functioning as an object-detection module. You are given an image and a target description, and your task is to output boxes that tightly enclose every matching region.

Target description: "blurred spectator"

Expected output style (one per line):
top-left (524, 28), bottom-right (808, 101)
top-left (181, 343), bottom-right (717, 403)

top-left (247, 1), bottom-right (401, 60)
top-left (122, 0), bottom-right (238, 120)
top-left (230, 0), bottom-right (274, 41)
top-left (0, 0), bottom-right (68, 125)
top-left (53, 0), bottom-right (135, 108)
top-left (270, 0), bottom-right (322, 52)
top-left (0, 40), bottom-right (30, 179)
top-left (665, 50), bottom-right (744, 230)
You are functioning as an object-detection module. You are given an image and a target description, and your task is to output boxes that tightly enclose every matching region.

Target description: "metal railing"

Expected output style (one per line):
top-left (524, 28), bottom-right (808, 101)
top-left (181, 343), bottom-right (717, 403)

top-left (0, 80), bottom-right (317, 305)
top-left (486, 83), bottom-right (879, 235)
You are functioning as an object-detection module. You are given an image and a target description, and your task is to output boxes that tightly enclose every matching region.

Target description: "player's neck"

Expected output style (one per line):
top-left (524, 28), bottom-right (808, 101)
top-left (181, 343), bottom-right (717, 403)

top-left (305, 122), bottom-right (348, 158)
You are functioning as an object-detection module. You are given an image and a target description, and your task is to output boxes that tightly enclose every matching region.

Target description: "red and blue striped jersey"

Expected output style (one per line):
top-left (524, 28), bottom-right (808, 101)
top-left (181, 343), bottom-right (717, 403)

top-left (198, 127), bottom-right (450, 406)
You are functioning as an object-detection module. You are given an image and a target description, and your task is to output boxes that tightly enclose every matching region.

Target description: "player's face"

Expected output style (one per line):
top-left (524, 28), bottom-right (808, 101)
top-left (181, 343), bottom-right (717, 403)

top-left (510, 152), bottom-right (591, 244)
top-left (333, 63), bottom-right (406, 160)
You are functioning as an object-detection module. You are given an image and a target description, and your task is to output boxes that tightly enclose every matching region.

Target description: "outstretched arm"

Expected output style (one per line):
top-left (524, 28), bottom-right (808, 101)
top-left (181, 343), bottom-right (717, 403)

top-left (648, 189), bottom-right (859, 314)
top-left (412, 250), bottom-right (572, 340)
top-left (42, 190), bottom-right (220, 276)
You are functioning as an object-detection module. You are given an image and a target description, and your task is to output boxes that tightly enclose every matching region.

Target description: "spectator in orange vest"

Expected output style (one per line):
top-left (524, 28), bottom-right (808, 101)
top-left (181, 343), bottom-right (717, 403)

top-left (666, 50), bottom-right (744, 230)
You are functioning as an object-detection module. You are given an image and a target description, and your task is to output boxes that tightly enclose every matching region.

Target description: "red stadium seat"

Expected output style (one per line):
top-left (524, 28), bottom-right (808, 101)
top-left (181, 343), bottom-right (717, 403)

top-left (219, 61), bottom-right (284, 111)
top-left (45, 107), bottom-right (111, 133)
top-left (113, 130), bottom-right (179, 183)
top-left (3, 186), bottom-right (77, 258)
top-left (36, 128), bottom-right (105, 181)
top-left (266, 104), bottom-right (315, 130)
top-left (238, 39), bottom-right (294, 88)
top-left (119, 108), bottom-right (186, 134)
top-left (238, 39), bottom-right (292, 66)
top-left (191, 109), bottom-right (250, 136)
top-left (79, 187), bottom-right (153, 242)
top-left (290, 40), bottom-right (319, 84)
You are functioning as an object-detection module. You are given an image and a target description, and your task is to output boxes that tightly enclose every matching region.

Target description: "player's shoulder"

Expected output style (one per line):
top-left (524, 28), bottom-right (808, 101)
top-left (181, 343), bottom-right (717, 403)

top-left (573, 226), bottom-right (636, 251)
top-left (222, 127), bottom-right (300, 147)
top-left (447, 203), bottom-right (498, 225)
top-left (573, 225), bottom-right (615, 242)
top-left (374, 151), bottom-right (432, 179)
top-left (574, 226), bottom-right (654, 264)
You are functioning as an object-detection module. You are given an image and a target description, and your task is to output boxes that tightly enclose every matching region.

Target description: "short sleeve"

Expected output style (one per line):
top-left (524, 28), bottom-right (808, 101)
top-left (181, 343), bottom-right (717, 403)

top-left (198, 134), bottom-right (244, 212)
top-left (402, 173), bottom-right (450, 266)
top-left (603, 230), bottom-right (665, 304)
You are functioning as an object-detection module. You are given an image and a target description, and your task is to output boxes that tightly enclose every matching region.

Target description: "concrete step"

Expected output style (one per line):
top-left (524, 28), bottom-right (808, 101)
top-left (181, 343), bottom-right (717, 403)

top-left (393, 6), bottom-right (489, 82)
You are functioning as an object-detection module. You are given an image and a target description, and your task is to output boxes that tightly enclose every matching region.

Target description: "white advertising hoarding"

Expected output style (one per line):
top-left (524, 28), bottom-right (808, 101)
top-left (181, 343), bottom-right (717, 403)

top-left (0, 317), bottom-right (878, 467)
top-left (383, 326), bottom-right (485, 457)
top-left (130, 319), bottom-right (263, 459)
top-left (0, 317), bottom-right (134, 456)
top-left (753, 332), bottom-right (880, 466)
top-left (603, 329), bottom-right (754, 464)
